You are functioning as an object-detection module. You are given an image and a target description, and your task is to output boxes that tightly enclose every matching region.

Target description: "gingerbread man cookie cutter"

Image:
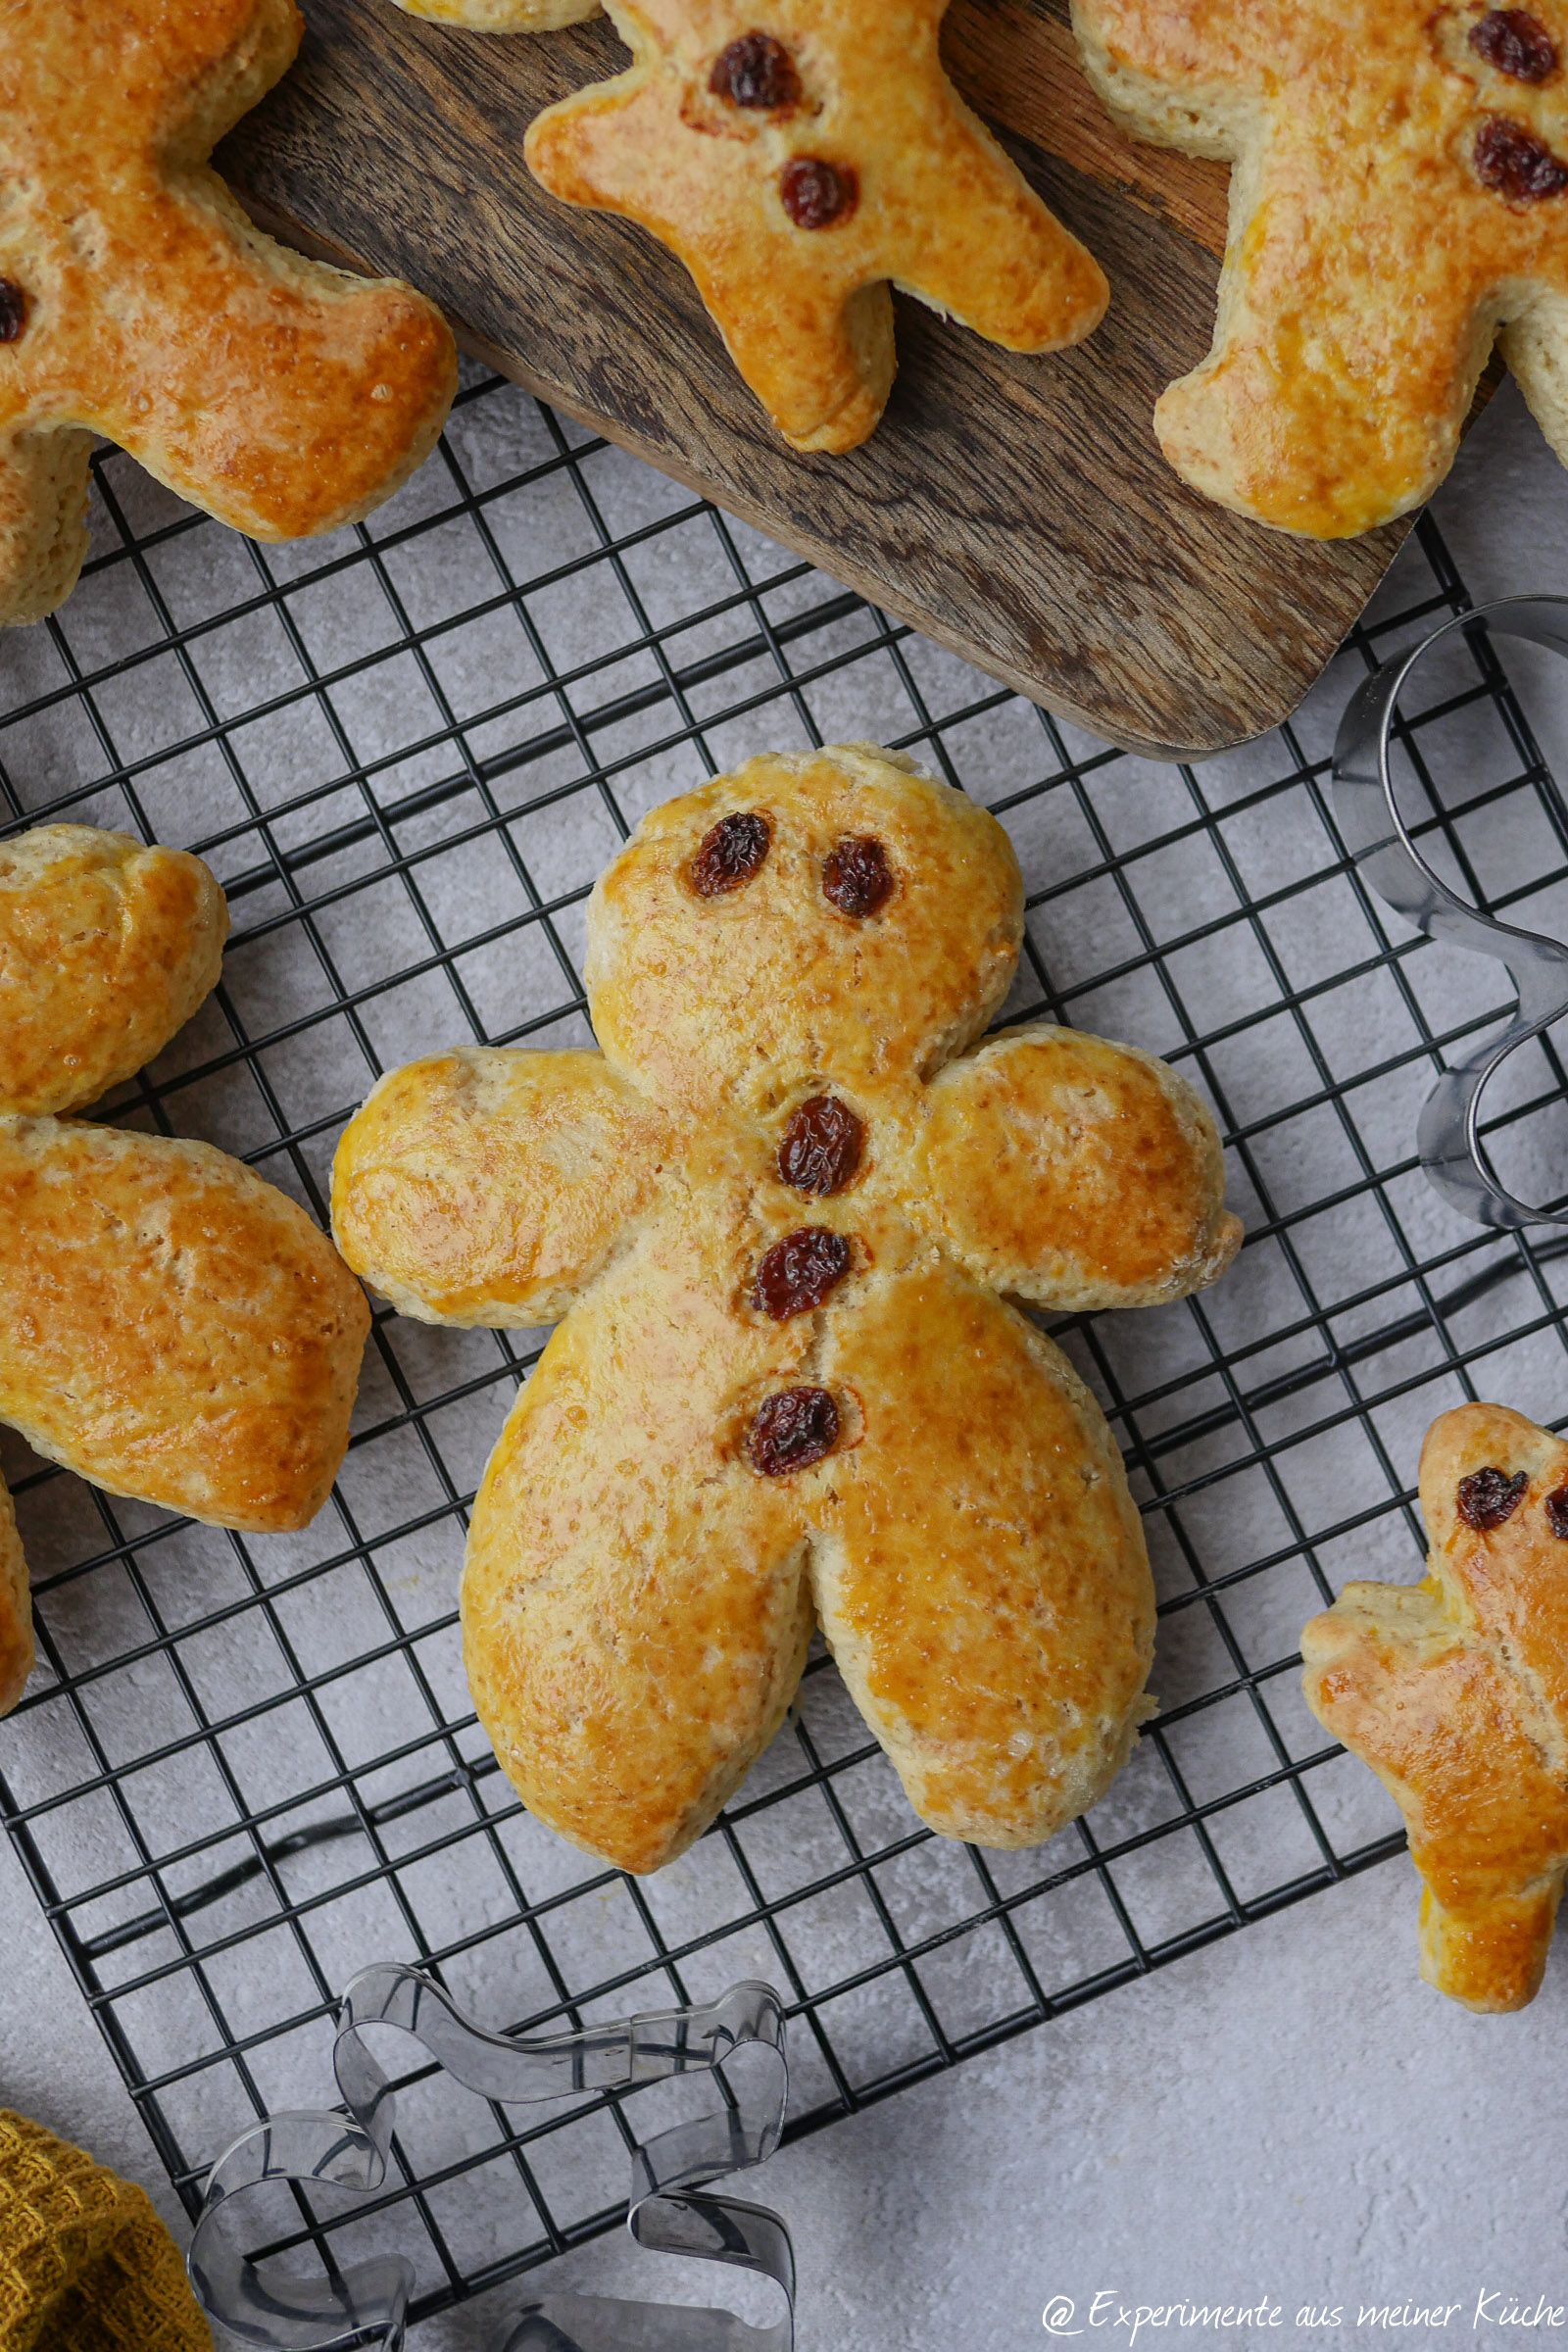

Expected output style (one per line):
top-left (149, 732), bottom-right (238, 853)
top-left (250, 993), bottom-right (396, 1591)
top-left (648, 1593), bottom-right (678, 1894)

top-left (189, 1968), bottom-right (793, 2352)
top-left (0, 0), bottom-right (456, 626)
top-left (1333, 593), bottom-right (1568, 1231)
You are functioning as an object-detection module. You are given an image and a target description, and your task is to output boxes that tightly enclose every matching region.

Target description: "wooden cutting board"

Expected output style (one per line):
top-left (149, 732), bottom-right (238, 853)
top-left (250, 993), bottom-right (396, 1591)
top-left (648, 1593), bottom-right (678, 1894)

top-left (220, 0), bottom-right (1415, 759)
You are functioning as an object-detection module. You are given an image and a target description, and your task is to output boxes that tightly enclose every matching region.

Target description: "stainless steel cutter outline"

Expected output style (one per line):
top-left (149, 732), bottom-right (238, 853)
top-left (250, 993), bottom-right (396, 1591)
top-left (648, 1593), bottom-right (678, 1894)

top-left (1333, 594), bottom-right (1568, 1231)
top-left (188, 1966), bottom-right (792, 2352)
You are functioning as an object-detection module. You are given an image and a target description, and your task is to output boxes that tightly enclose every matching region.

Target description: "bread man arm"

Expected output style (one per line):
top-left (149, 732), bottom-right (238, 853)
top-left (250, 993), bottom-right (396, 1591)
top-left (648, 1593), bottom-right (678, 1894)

top-left (332, 1048), bottom-right (678, 1326)
top-left (915, 1022), bottom-right (1241, 1311)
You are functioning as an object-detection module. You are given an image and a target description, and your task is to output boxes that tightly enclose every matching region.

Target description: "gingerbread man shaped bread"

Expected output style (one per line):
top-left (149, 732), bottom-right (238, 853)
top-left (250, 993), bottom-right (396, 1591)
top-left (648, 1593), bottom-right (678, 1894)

top-left (0, 0), bottom-right (457, 626)
top-left (0, 824), bottom-right (370, 1717)
top-left (333, 745), bottom-right (1241, 1874)
top-left (1303, 1403), bottom-right (1568, 2012)
top-left (1073, 0), bottom-right (1568, 535)
top-left (523, 4), bottom-right (1108, 453)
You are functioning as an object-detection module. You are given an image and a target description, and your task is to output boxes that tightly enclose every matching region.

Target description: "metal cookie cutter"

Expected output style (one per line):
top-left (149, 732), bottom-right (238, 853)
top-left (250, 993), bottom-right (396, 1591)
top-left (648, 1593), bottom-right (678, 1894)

top-left (1334, 593), bottom-right (1568, 1230)
top-left (188, 1967), bottom-right (793, 2352)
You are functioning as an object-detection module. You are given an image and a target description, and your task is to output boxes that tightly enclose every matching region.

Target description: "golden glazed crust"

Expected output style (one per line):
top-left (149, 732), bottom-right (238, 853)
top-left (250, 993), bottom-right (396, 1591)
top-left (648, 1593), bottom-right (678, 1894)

top-left (465, 1204), bottom-right (1153, 1872)
top-left (0, 826), bottom-right (227, 1116)
top-left (331, 1048), bottom-right (678, 1325)
top-left (335, 744), bottom-right (1241, 1872)
top-left (584, 745), bottom-right (1024, 1121)
top-left (1302, 1402), bottom-right (1568, 2011)
top-left (0, 822), bottom-right (369, 1716)
top-left (0, 0), bottom-right (457, 626)
top-left (0, 1476), bottom-right (32, 1718)
top-left (1071, 0), bottom-right (1568, 536)
top-left (0, 1117), bottom-right (369, 1533)
top-left (463, 1202), bottom-right (819, 1875)
top-left (920, 1022), bottom-right (1241, 1310)
top-left (391, 0), bottom-right (600, 22)
top-left (524, 1), bottom-right (1107, 453)
top-left (810, 1251), bottom-right (1154, 1847)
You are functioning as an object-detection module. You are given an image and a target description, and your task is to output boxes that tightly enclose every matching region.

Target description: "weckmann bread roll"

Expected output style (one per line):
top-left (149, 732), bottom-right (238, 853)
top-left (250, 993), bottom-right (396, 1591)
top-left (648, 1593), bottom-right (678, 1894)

top-left (0, 826), bottom-right (227, 1115)
top-left (336, 746), bottom-right (1242, 1873)
top-left (523, 3), bottom-right (1107, 454)
top-left (1304, 1401), bottom-right (1568, 2012)
top-left (0, 0), bottom-right (456, 625)
top-left (0, 823), bottom-right (368, 1715)
top-left (1072, 0), bottom-right (1568, 536)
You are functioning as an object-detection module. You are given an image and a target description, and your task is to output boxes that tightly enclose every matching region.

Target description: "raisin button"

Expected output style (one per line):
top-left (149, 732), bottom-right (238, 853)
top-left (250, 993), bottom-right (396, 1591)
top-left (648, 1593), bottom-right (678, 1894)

top-left (778, 1095), bottom-right (863, 1196)
top-left (1471, 9), bottom-right (1558, 80)
top-left (747, 1386), bottom-right (839, 1474)
top-left (822, 836), bottom-right (893, 918)
top-left (690, 810), bottom-right (771, 896)
top-left (780, 158), bottom-right (858, 230)
top-left (0, 283), bottom-right (24, 343)
top-left (1474, 115), bottom-right (1568, 199)
top-left (752, 1227), bottom-right (850, 1319)
top-left (710, 31), bottom-right (802, 110)
top-left (1456, 1464), bottom-right (1530, 1530)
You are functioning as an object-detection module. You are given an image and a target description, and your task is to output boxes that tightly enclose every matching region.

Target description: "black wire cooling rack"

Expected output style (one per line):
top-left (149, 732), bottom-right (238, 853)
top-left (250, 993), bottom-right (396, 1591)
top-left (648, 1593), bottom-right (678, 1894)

top-left (3, 365), bottom-right (1568, 2341)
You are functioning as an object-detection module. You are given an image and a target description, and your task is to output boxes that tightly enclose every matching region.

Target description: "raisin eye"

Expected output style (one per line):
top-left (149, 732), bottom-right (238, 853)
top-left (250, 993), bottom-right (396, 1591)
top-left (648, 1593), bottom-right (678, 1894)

top-left (1545, 1486), bottom-right (1568, 1538)
top-left (1473, 114), bottom-right (1568, 199)
top-left (1470, 8), bottom-right (1557, 81)
top-left (777, 1096), bottom-right (863, 1195)
top-left (1456, 1464), bottom-right (1530, 1530)
top-left (746, 1386), bottom-right (839, 1474)
top-left (690, 811), bottom-right (770, 896)
top-left (780, 158), bottom-right (858, 230)
top-left (710, 30), bottom-right (802, 109)
top-left (0, 282), bottom-right (25, 343)
top-left (822, 836), bottom-right (892, 917)
top-left (751, 1227), bottom-right (850, 1319)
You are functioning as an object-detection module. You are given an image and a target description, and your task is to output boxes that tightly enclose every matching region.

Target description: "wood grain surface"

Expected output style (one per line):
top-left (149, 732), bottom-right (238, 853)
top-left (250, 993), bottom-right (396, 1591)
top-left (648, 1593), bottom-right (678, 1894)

top-left (220, 0), bottom-right (1412, 758)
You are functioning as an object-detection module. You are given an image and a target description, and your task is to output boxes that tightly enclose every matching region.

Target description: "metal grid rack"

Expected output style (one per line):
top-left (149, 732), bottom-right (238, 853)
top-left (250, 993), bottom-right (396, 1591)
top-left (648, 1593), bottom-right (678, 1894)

top-left (2, 364), bottom-right (1566, 2340)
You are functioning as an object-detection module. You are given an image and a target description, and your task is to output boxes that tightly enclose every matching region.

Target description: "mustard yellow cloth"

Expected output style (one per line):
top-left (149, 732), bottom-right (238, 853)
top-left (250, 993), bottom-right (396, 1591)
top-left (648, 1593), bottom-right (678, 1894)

top-left (0, 2110), bottom-right (211, 2352)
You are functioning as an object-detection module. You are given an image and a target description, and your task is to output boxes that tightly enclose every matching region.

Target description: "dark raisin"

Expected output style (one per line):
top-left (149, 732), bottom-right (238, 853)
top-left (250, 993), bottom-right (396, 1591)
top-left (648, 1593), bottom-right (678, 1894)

top-left (777, 1096), bottom-right (863, 1195)
top-left (1470, 8), bottom-right (1557, 80)
top-left (779, 157), bottom-right (858, 230)
top-left (0, 282), bottom-right (25, 343)
top-left (752, 1226), bottom-right (850, 1319)
top-left (1545, 1485), bottom-right (1568, 1538)
top-left (1456, 1464), bottom-right (1531, 1530)
top-left (746, 1385), bottom-right (839, 1475)
top-left (710, 30), bottom-right (802, 110)
top-left (1474, 114), bottom-right (1568, 198)
top-left (822, 836), bottom-right (893, 918)
top-left (690, 810), bottom-right (770, 896)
